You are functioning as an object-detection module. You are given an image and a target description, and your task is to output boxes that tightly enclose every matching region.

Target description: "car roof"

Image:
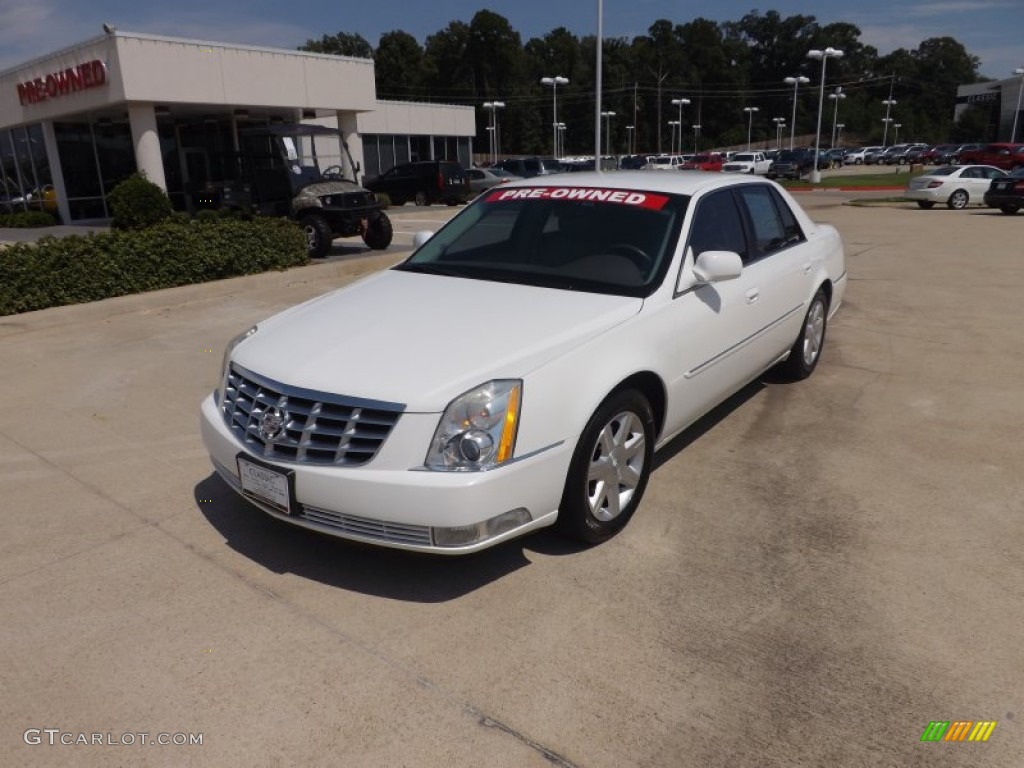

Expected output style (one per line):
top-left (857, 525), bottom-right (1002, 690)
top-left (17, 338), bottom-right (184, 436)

top-left (497, 170), bottom-right (766, 197)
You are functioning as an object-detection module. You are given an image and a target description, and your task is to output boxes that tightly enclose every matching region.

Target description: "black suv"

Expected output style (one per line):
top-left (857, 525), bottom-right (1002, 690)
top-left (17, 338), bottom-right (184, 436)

top-left (766, 149), bottom-right (826, 180)
top-left (496, 156), bottom-right (563, 178)
top-left (364, 161), bottom-right (470, 206)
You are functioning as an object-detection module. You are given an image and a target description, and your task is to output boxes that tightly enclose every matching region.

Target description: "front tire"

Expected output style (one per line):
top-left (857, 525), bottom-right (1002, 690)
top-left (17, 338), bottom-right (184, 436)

top-left (777, 287), bottom-right (828, 381)
top-left (557, 390), bottom-right (655, 545)
top-left (300, 214), bottom-right (333, 258)
top-left (1000, 204), bottom-right (1020, 215)
top-left (414, 190), bottom-right (429, 206)
top-left (362, 212), bottom-right (393, 250)
top-left (947, 189), bottom-right (969, 210)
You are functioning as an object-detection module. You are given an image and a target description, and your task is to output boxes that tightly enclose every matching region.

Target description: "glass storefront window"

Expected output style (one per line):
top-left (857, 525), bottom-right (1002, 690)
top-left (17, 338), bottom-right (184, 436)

top-left (54, 122), bottom-right (103, 198)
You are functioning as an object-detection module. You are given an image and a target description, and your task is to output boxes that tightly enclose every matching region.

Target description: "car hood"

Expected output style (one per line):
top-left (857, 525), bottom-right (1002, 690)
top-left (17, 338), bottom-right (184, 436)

top-left (232, 269), bottom-right (642, 412)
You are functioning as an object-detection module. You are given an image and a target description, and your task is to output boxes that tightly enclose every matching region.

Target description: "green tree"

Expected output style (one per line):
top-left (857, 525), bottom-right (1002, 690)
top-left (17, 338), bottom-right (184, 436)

top-left (375, 31), bottom-right (425, 98)
top-left (298, 31), bottom-right (373, 58)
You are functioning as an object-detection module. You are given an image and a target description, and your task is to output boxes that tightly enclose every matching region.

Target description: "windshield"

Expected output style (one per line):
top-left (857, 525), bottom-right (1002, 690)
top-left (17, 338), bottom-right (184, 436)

top-left (395, 186), bottom-right (689, 297)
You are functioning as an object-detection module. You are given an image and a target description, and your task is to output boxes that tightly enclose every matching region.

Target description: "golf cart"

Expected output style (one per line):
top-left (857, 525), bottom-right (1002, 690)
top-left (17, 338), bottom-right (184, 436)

top-left (226, 124), bottom-right (393, 258)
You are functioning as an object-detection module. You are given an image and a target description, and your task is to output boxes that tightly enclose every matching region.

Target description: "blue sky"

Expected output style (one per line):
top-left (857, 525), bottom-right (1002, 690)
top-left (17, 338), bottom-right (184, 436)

top-left (1, 0), bottom-right (1020, 80)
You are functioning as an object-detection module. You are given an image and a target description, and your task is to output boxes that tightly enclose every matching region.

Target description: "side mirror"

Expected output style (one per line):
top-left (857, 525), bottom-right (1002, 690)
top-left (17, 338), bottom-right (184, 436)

top-left (412, 230), bottom-right (435, 248)
top-left (692, 250), bottom-right (743, 284)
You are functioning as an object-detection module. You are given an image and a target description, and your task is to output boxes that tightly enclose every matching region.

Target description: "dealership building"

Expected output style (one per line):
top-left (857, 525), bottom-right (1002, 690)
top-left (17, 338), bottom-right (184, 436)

top-left (955, 73), bottom-right (1024, 141)
top-left (0, 29), bottom-right (475, 222)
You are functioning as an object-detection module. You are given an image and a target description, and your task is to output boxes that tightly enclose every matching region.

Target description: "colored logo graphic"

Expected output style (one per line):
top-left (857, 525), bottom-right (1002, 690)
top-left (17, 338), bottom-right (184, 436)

top-left (921, 721), bottom-right (997, 742)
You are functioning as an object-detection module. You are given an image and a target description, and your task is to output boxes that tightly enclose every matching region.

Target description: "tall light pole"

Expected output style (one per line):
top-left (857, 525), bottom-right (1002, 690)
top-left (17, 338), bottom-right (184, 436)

top-left (667, 121), bottom-right (680, 155)
top-left (893, 122), bottom-right (902, 145)
top-left (783, 75), bottom-right (809, 150)
top-left (670, 97), bottom-right (690, 154)
top-left (881, 98), bottom-right (897, 147)
top-left (600, 111), bottom-right (616, 157)
top-left (773, 117), bottom-right (786, 149)
top-left (556, 123), bottom-right (567, 158)
top-left (482, 100), bottom-right (505, 164)
top-left (807, 47), bottom-right (844, 183)
top-left (626, 124), bottom-right (635, 154)
top-left (828, 88), bottom-right (846, 148)
top-left (836, 123), bottom-right (845, 147)
top-left (743, 106), bottom-right (760, 150)
top-left (540, 76), bottom-right (569, 157)
top-left (1012, 67), bottom-right (1024, 142)
top-left (692, 124), bottom-right (701, 154)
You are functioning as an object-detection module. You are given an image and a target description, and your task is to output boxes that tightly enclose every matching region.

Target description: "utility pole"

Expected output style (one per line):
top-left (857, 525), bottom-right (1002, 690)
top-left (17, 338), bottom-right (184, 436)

top-left (648, 65), bottom-right (669, 154)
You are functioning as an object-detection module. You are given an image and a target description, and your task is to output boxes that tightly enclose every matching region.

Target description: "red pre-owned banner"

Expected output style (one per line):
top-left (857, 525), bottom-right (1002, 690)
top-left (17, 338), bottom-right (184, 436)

top-left (486, 187), bottom-right (670, 210)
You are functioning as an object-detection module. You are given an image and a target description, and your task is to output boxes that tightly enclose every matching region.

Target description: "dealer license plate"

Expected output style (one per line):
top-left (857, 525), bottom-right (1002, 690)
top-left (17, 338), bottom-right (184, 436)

top-left (237, 455), bottom-right (294, 515)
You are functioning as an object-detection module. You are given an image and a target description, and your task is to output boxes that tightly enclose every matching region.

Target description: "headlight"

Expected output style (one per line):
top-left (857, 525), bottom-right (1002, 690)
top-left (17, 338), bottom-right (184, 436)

top-left (426, 380), bottom-right (522, 471)
top-left (216, 325), bottom-right (258, 405)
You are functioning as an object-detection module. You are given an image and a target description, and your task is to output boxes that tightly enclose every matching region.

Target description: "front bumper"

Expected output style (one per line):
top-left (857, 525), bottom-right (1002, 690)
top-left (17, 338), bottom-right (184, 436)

top-left (199, 393), bottom-right (568, 554)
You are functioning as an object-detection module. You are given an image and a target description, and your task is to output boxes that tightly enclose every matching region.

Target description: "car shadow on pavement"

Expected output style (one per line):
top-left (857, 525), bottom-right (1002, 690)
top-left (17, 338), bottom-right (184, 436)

top-left (194, 474), bottom-right (537, 601)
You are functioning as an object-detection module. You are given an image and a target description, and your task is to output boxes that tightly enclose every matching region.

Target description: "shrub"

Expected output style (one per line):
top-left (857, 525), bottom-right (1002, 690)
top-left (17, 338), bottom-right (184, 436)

top-left (0, 217), bottom-right (308, 316)
top-left (107, 172), bottom-right (174, 230)
top-left (0, 210), bottom-right (57, 228)
top-left (195, 209), bottom-right (219, 223)
top-left (373, 192), bottom-right (392, 209)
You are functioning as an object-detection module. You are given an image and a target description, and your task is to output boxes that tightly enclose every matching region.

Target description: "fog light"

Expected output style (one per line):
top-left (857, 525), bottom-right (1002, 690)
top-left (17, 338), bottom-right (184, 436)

top-left (432, 508), bottom-right (532, 548)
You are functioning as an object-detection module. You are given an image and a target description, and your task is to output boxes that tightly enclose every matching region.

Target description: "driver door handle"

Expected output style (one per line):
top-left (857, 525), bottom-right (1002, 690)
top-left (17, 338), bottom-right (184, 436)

top-left (745, 288), bottom-right (760, 304)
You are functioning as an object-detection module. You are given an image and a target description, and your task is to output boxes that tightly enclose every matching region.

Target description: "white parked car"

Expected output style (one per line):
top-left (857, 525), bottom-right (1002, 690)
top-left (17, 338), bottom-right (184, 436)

top-left (200, 172), bottom-right (847, 554)
top-left (844, 146), bottom-right (881, 165)
top-left (641, 155), bottom-right (686, 170)
top-left (722, 152), bottom-right (771, 175)
top-left (903, 164), bottom-right (1007, 209)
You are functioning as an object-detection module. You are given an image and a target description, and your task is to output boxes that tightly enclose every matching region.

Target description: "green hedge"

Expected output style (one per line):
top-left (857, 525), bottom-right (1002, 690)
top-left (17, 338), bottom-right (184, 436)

top-left (0, 210), bottom-right (58, 228)
top-left (0, 217), bottom-right (307, 316)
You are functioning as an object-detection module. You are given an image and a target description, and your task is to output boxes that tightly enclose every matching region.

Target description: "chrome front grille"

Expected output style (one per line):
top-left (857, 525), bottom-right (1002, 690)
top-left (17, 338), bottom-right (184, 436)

top-left (222, 364), bottom-right (403, 466)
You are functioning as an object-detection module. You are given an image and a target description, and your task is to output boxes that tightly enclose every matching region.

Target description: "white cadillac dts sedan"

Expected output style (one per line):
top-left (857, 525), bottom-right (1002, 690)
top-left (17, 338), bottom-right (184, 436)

top-left (200, 171), bottom-right (846, 554)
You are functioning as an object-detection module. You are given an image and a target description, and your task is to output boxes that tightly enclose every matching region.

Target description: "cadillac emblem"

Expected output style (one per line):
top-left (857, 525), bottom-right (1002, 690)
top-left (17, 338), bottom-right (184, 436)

top-left (259, 407), bottom-right (285, 441)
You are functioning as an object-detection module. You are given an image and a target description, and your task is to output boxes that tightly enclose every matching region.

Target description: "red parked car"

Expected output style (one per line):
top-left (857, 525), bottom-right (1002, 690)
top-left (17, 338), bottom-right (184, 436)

top-left (680, 152), bottom-right (725, 172)
top-left (957, 143), bottom-right (1024, 171)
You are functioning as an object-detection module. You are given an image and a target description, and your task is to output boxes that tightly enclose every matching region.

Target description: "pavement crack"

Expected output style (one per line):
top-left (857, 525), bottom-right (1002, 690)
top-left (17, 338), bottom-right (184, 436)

top-left (475, 713), bottom-right (580, 767)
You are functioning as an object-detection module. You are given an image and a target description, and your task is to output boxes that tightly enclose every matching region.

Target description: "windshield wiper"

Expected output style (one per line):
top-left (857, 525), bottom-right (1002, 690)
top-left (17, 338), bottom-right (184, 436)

top-left (394, 262), bottom-right (473, 279)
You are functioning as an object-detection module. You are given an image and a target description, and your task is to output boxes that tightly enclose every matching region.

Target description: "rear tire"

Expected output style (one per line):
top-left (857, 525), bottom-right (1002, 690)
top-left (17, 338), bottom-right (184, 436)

top-left (947, 189), bottom-right (969, 210)
top-left (557, 390), bottom-right (655, 545)
top-left (300, 214), bottom-right (333, 258)
top-left (916, 201), bottom-right (935, 210)
top-left (414, 190), bottom-right (429, 206)
top-left (1000, 205), bottom-right (1020, 215)
top-left (776, 287), bottom-right (828, 381)
top-left (362, 212), bottom-right (393, 250)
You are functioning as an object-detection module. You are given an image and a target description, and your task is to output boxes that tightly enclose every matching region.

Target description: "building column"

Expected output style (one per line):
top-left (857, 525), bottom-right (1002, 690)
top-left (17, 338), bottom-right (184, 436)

top-left (127, 102), bottom-right (167, 191)
top-left (336, 111), bottom-right (364, 184)
top-left (40, 121), bottom-right (71, 225)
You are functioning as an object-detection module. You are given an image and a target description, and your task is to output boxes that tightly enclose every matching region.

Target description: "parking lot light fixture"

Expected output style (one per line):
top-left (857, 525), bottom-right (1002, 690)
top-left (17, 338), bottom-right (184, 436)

top-left (772, 117), bottom-right (786, 149)
top-left (667, 120), bottom-right (680, 155)
top-left (836, 122), bottom-right (845, 147)
top-left (625, 124), bottom-right (635, 154)
top-left (881, 98), bottom-right (897, 146)
top-left (784, 75), bottom-right (810, 150)
top-left (743, 106), bottom-right (760, 150)
top-left (893, 122), bottom-right (902, 145)
top-left (670, 97), bottom-right (690, 153)
top-left (555, 122), bottom-right (567, 158)
top-left (540, 76), bottom-right (569, 157)
top-left (482, 101), bottom-right (505, 164)
top-left (828, 88), bottom-right (846, 148)
top-left (1012, 67), bottom-right (1024, 142)
top-left (600, 111), bottom-right (616, 157)
top-left (807, 47), bottom-right (844, 183)
top-left (692, 124), bottom-right (701, 153)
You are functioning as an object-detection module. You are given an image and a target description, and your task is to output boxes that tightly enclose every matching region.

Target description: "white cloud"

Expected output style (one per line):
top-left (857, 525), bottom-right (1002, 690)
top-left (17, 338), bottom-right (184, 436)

top-left (905, 0), bottom-right (1016, 15)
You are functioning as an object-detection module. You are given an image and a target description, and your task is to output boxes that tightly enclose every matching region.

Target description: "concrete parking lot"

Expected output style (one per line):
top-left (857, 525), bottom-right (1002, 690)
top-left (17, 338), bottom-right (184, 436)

top-left (1, 196), bottom-right (1022, 767)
